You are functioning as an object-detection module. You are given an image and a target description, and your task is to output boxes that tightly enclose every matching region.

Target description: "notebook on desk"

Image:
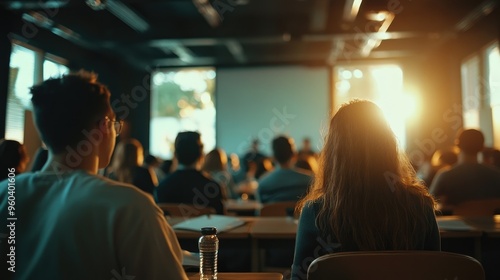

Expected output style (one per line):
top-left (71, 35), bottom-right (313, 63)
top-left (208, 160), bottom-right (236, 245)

top-left (172, 214), bottom-right (246, 233)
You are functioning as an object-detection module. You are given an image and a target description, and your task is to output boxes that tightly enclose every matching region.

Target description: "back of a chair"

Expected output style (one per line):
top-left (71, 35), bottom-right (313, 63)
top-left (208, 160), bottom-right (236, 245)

top-left (259, 201), bottom-right (297, 217)
top-left (157, 203), bottom-right (216, 218)
top-left (307, 251), bottom-right (484, 280)
top-left (453, 198), bottom-right (500, 215)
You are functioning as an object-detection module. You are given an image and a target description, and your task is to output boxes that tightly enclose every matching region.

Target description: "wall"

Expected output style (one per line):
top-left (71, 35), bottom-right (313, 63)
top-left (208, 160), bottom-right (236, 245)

top-left (216, 66), bottom-right (330, 156)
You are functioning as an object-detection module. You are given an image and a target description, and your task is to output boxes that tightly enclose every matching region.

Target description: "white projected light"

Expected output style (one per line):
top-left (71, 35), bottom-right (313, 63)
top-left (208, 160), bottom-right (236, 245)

top-left (150, 68), bottom-right (216, 159)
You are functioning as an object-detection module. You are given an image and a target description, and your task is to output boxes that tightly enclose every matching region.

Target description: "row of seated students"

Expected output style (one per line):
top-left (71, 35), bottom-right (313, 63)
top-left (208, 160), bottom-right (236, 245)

top-left (0, 70), bottom-right (496, 279)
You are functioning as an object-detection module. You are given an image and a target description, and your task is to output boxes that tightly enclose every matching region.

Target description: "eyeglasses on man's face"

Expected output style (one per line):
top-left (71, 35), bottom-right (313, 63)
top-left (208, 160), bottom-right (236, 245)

top-left (104, 116), bottom-right (123, 136)
top-left (112, 120), bottom-right (123, 136)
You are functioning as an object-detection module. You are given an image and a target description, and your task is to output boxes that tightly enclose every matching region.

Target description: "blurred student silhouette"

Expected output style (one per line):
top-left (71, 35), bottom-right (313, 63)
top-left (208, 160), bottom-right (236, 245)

top-left (156, 131), bottom-right (225, 214)
top-left (0, 139), bottom-right (30, 180)
top-left (257, 135), bottom-right (313, 203)
top-left (291, 100), bottom-right (439, 279)
top-left (202, 148), bottom-right (237, 199)
top-left (143, 154), bottom-right (163, 183)
top-left (242, 138), bottom-right (267, 164)
top-left (297, 137), bottom-right (317, 159)
top-left (482, 147), bottom-right (500, 169)
top-left (0, 71), bottom-right (188, 280)
top-left (109, 138), bottom-right (156, 195)
top-left (430, 129), bottom-right (500, 208)
top-left (418, 147), bottom-right (458, 187)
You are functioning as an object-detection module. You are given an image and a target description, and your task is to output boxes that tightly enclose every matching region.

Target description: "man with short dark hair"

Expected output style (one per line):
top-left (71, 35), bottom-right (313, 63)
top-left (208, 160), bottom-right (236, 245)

top-left (156, 131), bottom-right (225, 214)
top-left (0, 71), bottom-right (188, 280)
top-left (430, 129), bottom-right (500, 207)
top-left (257, 135), bottom-right (313, 203)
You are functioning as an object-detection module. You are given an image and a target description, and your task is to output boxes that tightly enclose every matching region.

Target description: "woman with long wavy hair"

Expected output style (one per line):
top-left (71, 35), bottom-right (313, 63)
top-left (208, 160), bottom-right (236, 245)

top-left (109, 138), bottom-right (156, 195)
top-left (291, 100), bottom-right (440, 279)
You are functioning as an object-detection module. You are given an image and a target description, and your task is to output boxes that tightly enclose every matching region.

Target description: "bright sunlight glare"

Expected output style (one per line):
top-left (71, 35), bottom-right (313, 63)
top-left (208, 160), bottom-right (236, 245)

top-left (335, 64), bottom-right (420, 150)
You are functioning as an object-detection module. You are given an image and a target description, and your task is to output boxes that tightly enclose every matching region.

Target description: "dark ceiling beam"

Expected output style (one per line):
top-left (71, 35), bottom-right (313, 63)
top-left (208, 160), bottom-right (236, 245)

top-left (225, 40), bottom-right (247, 63)
top-left (153, 42), bottom-right (196, 63)
top-left (367, 50), bottom-right (415, 59)
top-left (148, 35), bottom-right (289, 47)
top-left (154, 57), bottom-right (216, 66)
top-left (309, 0), bottom-right (330, 32)
top-left (454, 0), bottom-right (497, 32)
top-left (104, 0), bottom-right (150, 33)
top-left (1, 0), bottom-right (69, 10)
top-left (154, 52), bottom-right (329, 66)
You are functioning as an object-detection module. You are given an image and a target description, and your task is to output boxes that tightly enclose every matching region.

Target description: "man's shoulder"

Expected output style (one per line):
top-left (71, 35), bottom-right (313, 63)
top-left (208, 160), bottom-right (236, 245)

top-left (291, 168), bottom-right (314, 179)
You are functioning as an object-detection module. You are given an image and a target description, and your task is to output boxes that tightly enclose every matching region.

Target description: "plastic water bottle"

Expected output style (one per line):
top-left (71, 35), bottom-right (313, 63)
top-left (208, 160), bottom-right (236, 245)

top-left (199, 227), bottom-right (218, 280)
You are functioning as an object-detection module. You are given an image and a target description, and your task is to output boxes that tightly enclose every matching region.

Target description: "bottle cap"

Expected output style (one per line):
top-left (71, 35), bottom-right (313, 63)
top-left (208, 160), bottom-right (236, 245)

top-left (201, 227), bottom-right (217, 235)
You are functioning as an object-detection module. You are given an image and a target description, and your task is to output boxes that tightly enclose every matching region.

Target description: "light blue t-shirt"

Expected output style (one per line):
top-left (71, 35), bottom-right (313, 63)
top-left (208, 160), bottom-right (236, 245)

top-left (257, 167), bottom-right (313, 203)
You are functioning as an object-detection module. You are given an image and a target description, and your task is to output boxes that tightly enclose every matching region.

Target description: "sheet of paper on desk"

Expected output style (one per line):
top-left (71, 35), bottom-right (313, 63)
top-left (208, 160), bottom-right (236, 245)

top-left (438, 219), bottom-right (474, 231)
top-left (172, 215), bottom-right (246, 233)
top-left (182, 250), bottom-right (200, 268)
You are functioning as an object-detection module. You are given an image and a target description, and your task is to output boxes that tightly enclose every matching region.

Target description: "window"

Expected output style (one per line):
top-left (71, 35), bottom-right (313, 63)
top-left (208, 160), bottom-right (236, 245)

top-left (461, 41), bottom-right (499, 147)
top-left (6, 42), bottom-right (69, 143)
top-left (6, 44), bottom-right (37, 142)
top-left (150, 68), bottom-right (216, 159)
top-left (43, 57), bottom-right (69, 80)
top-left (333, 64), bottom-right (413, 149)
top-left (486, 43), bottom-right (500, 148)
top-left (460, 55), bottom-right (481, 129)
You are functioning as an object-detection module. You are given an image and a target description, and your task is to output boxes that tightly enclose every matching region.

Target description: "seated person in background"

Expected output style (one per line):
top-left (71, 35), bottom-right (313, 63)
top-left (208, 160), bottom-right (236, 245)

top-left (430, 129), bottom-right (500, 208)
top-left (257, 135), bottom-right (313, 204)
top-left (417, 147), bottom-right (458, 187)
top-left (0, 71), bottom-right (188, 280)
top-left (143, 154), bottom-right (163, 183)
top-left (482, 147), bottom-right (500, 169)
top-left (108, 138), bottom-right (156, 195)
top-left (0, 139), bottom-right (30, 180)
top-left (297, 137), bottom-right (317, 159)
top-left (202, 148), bottom-right (237, 199)
top-left (234, 157), bottom-right (274, 200)
top-left (295, 155), bottom-right (318, 174)
top-left (291, 100), bottom-right (439, 280)
top-left (242, 138), bottom-right (267, 164)
top-left (156, 131), bottom-right (225, 214)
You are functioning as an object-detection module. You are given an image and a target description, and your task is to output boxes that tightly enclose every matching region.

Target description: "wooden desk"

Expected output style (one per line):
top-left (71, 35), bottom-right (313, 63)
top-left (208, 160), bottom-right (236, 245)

top-left (172, 216), bottom-right (492, 272)
top-left (461, 215), bottom-right (500, 238)
top-left (437, 216), bottom-right (487, 261)
top-left (187, 272), bottom-right (283, 280)
top-left (250, 217), bottom-right (297, 239)
top-left (225, 199), bottom-right (262, 216)
top-left (437, 217), bottom-right (483, 238)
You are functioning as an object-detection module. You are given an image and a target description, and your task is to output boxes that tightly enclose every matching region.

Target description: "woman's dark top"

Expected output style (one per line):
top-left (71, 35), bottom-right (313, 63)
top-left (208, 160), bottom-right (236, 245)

top-left (109, 166), bottom-right (155, 195)
top-left (291, 200), bottom-right (441, 279)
